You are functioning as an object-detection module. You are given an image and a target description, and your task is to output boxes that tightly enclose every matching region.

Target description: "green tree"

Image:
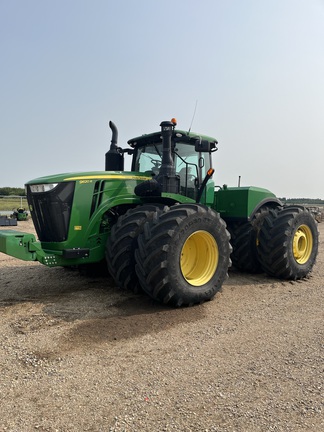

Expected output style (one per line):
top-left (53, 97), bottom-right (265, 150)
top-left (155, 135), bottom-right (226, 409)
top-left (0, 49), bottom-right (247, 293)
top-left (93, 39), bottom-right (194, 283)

top-left (0, 187), bottom-right (25, 196)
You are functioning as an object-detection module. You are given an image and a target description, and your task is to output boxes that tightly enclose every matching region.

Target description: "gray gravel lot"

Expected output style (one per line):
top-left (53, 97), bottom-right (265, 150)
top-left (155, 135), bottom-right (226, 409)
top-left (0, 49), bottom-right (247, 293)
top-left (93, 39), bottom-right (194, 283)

top-left (0, 221), bottom-right (323, 431)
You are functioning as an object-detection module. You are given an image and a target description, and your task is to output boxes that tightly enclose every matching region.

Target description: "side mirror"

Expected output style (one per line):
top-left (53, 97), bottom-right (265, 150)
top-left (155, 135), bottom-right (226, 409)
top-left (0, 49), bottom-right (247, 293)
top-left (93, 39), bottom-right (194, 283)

top-left (195, 138), bottom-right (212, 152)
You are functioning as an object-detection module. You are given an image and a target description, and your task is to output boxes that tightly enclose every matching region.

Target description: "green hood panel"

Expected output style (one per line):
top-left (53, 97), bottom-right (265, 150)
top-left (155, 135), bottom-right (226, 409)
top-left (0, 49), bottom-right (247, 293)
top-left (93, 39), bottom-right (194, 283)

top-left (25, 171), bottom-right (152, 185)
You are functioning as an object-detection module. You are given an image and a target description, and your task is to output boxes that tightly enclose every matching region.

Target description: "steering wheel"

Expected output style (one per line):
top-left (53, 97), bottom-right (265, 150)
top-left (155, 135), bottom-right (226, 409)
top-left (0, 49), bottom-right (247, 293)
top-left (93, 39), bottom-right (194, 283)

top-left (150, 158), bottom-right (161, 168)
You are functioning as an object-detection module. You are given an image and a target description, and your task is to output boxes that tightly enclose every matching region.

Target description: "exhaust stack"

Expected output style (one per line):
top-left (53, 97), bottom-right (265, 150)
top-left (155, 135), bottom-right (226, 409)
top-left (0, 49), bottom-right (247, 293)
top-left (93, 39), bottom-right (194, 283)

top-left (105, 121), bottom-right (124, 171)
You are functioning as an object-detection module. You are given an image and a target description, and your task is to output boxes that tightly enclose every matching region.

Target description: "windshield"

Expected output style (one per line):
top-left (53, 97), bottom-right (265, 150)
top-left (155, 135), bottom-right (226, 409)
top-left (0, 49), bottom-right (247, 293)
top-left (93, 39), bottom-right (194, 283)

top-left (133, 141), bottom-right (211, 187)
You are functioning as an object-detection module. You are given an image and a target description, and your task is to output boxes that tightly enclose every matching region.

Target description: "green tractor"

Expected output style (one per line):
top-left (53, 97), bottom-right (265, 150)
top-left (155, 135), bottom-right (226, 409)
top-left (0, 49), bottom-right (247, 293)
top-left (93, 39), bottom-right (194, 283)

top-left (0, 119), bottom-right (319, 306)
top-left (11, 207), bottom-right (29, 221)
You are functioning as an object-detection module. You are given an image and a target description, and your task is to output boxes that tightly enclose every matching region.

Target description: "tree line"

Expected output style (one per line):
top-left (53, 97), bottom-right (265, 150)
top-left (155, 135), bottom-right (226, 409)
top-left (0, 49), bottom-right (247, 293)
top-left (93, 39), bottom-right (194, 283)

top-left (0, 187), bottom-right (25, 196)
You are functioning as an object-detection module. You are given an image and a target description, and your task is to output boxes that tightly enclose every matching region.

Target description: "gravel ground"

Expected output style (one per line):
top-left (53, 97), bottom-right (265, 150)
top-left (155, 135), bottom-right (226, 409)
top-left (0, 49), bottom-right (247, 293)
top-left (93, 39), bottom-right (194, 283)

top-left (0, 220), bottom-right (323, 432)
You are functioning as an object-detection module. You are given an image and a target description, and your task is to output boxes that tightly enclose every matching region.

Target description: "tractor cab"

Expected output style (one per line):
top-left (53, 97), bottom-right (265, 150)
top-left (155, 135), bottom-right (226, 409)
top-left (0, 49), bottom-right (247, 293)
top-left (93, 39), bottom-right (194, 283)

top-left (127, 120), bottom-right (218, 200)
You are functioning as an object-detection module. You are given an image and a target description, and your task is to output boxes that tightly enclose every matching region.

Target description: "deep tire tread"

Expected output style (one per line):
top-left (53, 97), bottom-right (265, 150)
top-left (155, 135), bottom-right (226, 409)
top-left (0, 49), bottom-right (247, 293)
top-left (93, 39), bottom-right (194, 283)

top-left (258, 206), bottom-right (319, 279)
top-left (135, 203), bottom-right (232, 307)
top-left (227, 206), bottom-right (278, 273)
top-left (106, 204), bottom-right (167, 293)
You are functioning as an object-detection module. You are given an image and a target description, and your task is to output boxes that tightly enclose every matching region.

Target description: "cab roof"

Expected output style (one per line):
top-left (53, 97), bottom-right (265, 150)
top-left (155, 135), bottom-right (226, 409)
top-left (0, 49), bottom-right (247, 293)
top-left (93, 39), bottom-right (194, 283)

top-left (127, 129), bottom-right (218, 149)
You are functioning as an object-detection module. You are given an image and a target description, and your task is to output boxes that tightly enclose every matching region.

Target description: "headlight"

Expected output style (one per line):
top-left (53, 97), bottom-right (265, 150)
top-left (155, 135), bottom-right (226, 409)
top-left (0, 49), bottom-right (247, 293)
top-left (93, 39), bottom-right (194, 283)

top-left (30, 183), bottom-right (58, 193)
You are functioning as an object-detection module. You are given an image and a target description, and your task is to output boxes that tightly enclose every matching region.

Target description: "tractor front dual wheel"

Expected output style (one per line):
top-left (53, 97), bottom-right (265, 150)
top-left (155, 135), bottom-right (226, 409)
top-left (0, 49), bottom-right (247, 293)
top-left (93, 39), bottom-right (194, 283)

top-left (135, 204), bottom-right (232, 307)
top-left (258, 206), bottom-right (319, 280)
top-left (106, 204), bottom-right (167, 293)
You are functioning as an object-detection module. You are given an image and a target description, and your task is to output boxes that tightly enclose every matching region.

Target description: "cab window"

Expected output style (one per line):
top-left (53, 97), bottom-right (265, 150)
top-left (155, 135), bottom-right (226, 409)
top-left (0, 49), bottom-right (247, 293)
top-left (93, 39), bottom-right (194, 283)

top-left (173, 142), bottom-right (211, 185)
top-left (133, 143), bottom-right (163, 175)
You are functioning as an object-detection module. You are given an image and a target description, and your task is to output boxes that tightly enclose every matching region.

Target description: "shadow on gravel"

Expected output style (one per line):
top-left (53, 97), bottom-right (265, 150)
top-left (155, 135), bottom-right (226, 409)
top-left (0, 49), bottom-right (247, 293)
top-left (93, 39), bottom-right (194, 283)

top-left (225, 268), bottom-right (272, 286)
top-left (0, 261), bottom-right (310, 357)
top-left (59, 301), bottom-right (206, 355)
top-left (0, 264), bottom-right (161, 312)
top-left (0, 264), bottom-right (207, 351)
top-left (227, 267), bottom-right (311, 287)
top-left (0, 262), bottom-right (296, 312)
top-left (0, 264), bottom-right (113, 305)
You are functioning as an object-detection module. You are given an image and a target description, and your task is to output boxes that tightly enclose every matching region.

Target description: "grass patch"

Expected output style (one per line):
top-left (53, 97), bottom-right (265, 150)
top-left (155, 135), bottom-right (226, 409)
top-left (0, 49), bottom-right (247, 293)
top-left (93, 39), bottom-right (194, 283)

top-left (0, 196), bottom-right (28, 212)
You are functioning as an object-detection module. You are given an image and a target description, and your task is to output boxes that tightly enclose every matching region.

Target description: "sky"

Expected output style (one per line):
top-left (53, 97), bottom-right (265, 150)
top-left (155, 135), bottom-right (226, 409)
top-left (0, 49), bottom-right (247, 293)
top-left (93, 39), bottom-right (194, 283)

top-left (1, 0), bottom-right (324, 199)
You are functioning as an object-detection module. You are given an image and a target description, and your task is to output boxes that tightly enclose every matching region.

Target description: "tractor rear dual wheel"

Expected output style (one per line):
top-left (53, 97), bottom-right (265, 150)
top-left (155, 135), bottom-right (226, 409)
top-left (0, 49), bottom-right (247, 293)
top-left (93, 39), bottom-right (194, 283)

top-left (258, 206), bottom-right (319, 280)
top-left (228, 206), bottom-right (277, 273)
top-left (135, 203), bottom-right (232, 307)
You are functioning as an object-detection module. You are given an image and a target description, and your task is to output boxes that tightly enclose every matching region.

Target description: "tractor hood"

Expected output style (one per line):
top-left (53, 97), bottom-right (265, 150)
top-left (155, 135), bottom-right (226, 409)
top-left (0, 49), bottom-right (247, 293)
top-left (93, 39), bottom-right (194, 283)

top-left (25, 171), bottom-right (152, 187)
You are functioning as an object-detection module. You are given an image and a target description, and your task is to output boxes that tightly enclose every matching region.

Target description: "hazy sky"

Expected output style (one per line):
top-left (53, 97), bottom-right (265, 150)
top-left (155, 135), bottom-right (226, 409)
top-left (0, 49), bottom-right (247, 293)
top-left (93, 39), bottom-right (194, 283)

top-left (1, 0), bottom-right (324, 198)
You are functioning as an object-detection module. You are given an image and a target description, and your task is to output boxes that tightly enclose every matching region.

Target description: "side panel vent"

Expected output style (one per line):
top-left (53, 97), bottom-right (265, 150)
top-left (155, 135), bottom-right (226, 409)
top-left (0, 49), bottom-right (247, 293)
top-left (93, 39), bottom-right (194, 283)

top-left (89, 181), bottom-right (105, 218)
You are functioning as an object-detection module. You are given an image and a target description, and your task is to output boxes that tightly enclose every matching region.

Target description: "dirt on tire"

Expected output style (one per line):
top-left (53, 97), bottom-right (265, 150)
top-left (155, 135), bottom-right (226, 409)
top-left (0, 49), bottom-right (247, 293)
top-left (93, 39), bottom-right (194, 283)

top-left (0, 219), bottom-right (323, 431)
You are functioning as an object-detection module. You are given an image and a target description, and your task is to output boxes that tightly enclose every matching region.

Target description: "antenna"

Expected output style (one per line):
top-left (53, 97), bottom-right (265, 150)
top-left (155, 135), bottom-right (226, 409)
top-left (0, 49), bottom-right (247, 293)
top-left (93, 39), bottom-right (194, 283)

top-left (188, 100), bottom-right (198, 133)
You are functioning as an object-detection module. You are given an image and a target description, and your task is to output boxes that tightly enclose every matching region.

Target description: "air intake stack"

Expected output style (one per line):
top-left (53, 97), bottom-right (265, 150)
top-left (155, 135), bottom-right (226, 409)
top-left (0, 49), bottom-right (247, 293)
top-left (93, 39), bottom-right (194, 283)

top-left (155, 120), bottom-right (179, 194)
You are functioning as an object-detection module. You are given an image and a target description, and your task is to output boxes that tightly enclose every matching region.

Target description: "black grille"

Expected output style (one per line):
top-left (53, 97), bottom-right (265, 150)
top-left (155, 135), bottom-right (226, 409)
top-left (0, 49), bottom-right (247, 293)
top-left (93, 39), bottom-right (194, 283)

top-left (27, 182), bottom-right (75, 242)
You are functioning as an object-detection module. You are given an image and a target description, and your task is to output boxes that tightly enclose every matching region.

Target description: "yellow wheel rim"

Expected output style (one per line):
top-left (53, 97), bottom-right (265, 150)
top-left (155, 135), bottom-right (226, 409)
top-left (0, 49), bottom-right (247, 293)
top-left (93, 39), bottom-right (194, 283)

top-left (180, 230), bottom-right (219, 286)
top-left (293, 224), bottom-right (313, 264)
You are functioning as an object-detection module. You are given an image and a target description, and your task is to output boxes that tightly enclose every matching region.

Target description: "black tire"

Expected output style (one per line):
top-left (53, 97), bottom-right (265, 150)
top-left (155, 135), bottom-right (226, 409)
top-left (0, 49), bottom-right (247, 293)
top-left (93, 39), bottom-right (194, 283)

top-left (258, 206), bottom-right (319, 279)
top-left (228, 206), bottom-right (277, 273)
top-left (228, 221), bottom-right (261, 273)
top-left (135, 203), bottom-right (232, 307)
top-left (106, 204), bottom-right (167, 293)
